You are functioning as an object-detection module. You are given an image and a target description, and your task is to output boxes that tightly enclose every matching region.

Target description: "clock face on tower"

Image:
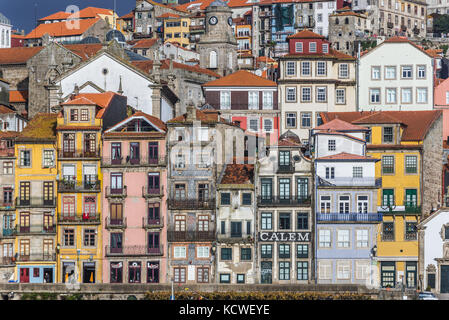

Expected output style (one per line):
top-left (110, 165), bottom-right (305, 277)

top-left (228, 17), bottom-right (233, 26)
top-left (209, 16), bottom-right (218, 25)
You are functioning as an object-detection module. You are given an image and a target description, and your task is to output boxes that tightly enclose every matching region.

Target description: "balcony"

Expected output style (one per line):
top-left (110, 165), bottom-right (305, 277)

top-left (15, 197), bottom-right (56, 208)
top-left (277, 163), bottom-right (295, 173)
top-left (101, 156), bottom-right (167, 167)
top-left (58, 149), bottom-right (100, 159)
top-left (142, 216), bottom-right (164, 229)
top-left (16, 225), bottom-right (56, 235)
top-left (105, 186), bottom-right (127, 198)
top-left (257, 195), bottom-right (311, 207)
top-left (58, 213), bottom-right (100, 224)
top-left (16, 253), bottom-right (56, 262)
top-left (168, 198), bottom-right (215, 210)
top-left (0, 257), bottom-right (14, 265)
top-left (0, 202), bottom-right (14, 210)
top-left (142, 186), bottom-right (164, 198)
top-left (105, 217), bottom-right (127, 229)
top-left (317, 212), bottom-right (383, 222)
top-left (1, 228), bottom-right (16, 237)
top-left (0, 147), bottom-right (14, 157)
top-left (57, 176), bottom-right (101, 192)
top-left (217, 232), bottom-right (254, 243)
top-left (167, 230), bottom-right (216, 242)
top-left (105, 245), bottom-right (163, 256)
top-left (317, 176), bottom-right (382, 188)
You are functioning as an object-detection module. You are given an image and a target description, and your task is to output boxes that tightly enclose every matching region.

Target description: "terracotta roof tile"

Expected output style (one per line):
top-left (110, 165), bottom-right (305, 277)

top-left (314, 118), bottom-right (368, 131)
top-left (61, 96), bottom-right (97, 106)
top-left (220, 164), bottom-right (254, 184)
top-left (63, 43), bottom-right (103, 61)
top-left (157, 13), bottom-right (181, 18)
top-left (167, 109), bottom-right (228, 124)
top-left (316, 152), bottom-right (376, 161)
top-left (352, 112), bottom-right (404, 125)
top-left (132, 59), bottom-right (220, 78)
top-left (283, 48), bottom-right (355, 60)
top-left (39, 11), bottom-right (71, 21)
top-left (176, 0), bottom-right (253, 11)
top-left (132, 38), bottom-right (158, 49)
top-left (0, 105), bottom-right (15, 114)
top-left (287, 29), bottom-right (325, 39)
top-left (256, 56), bottom-right (276, 63)
top-left (24, 18), bottom-right (101, 39)
top-left (203, 70), bottom-right (276, 87)
top-left (119, 12), bottom-right (134, 19)
top-left (62, 92), bottom-right (119, 119)
top-left (109, 111), bottom-right (167, 132)
top-left (9, 90), bottom-right (28, 103)
top-left (0, 47), bottom-right (43, 64)
top-left (17, 113), bottom-right (57, 141)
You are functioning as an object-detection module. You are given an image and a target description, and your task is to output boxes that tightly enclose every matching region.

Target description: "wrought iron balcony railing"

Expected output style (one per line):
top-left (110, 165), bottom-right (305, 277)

top-left (142, 186), bottom-right (164, 198)
top-left (57, 176), bottom-right (100, 192)
top-left (277, 163), bottom-right (295, 173)
top-left (317, 212), bottom-right (383, 222)
top-left (101, 156), bottom-right (166, 166)
top-left (317, 176), bottom-right (382, 187)
top-left (167, 230), bottom-right (216, 242)
top-left (105, 245), bottom-right (163, 256)
top-left (58, 149), bottom-right (100, 159)
top-left (142, 216), bottom-right (164, 229)
top-left (1, 228), bottom-right (16, 237)
top-left (17, 253), bottom-right (56, 262)
top-left (15, 197), bottom-right (56, 208)
top-left (16, 225), bottom-right (56, 234)
top-left (58, 213), bottom-right (100, 224)
top-left (257, 195), bottom-right (311, 206)
top-left (168, 198), bottom-right (215, 210)
top-left (0, 257), bottom-right (14, 265)
top-left (105, 186), bottom-right (127, 198)
top-left (0, 148), bottom-right (14, 157)
top-left (105, 217), bottom-right (127, 229)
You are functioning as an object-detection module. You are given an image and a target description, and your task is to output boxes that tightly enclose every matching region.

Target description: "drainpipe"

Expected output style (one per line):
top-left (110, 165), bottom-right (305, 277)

top-left (356, 42), bottom-right (361, 111)
top-left (313, 159), bottom-right (318, 284)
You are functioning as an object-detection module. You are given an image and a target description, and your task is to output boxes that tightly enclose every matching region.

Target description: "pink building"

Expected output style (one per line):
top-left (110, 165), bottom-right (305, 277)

top-left (434, 77), bottom-right (449, 140)
top-left (101, 112), bottom-right (168, 284)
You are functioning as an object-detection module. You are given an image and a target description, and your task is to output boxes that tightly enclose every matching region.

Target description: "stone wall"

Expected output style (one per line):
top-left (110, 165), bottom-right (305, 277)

top-left (0, 65), bottom-right (28, 91)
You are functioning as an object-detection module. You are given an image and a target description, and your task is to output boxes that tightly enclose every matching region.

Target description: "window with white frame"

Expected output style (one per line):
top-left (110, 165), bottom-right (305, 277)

top-left (336, 88), bottom-right (345, 104)
top-left (386, 88), bottom-right (397, 103)
top-left (263, 119), bottom-right (273, 132)
top-left (301, 87), bottom-right (312, 102)
top-left (301, 61), bottom-right (311, 76)
top-left (43, 150), bottom-right (55, 167)
top-left (248, 91), bottom-right (259, 109)
top-left (320, 195), bottom-right (331, 213)
top-left (337, 229), bottom-right (350, 248)
top-left (174, 246), bottom-right (187, 258)
top-left (286, 113), bottom-right (296, 128)
top-left (249, 119), bottom-right (259, 132)
top-left (286, 87), bottom-right (296, 102)
top-left (353, 166), bottom-right (363, 178)
top-left (220, 91), bottom-right (231, 109)
top-left (401, 65), bottom-right (412, 78)
top-left (339, 64), bottom-right (349, 78)
top-left (295, 42), bottom-right (303, 53)
top-left (301, 112), bottom-right (311, 127)
top-left (417, 65), bottom-right (426, 78)
top-left (328, 139), bottom-right (336, 151)
top-left (356, 229), bottom-right (369, 248)
top-left (401, 88), bottom-right (412, 103)
top-left (357, 195), bottom-right (369, 213)
top-left (196, 246), bottom-right (210, 258)
top-left (262, 91), bottom-right (273, 109)
top-left (372, 66), bottom-right (380, 79)
top-left (316, 87), bottom-right (327, 102)
top-left (309, 42), bottom-right (317, 53)
top-left (322, 43), bottom-right (328, 53)
top-left (317, 61), bottom-right (326, 75)
top-left (338, 196), bottom-right (350, 214)
top-left (319, 229), bottom-right (331, 247)
top-left (286, 61), bottom-right (296, 75)
top-left (417, 88), bottom-right (427, 103)
top-left (385, 66), bottom-right (396, 79)
top-left (446, 91), bottom-right (449, 104)
top-left (319, 261), bottom-right (332, 279)
top-left (355, 261), bottom-right (370, 280)
top-left (370, 88), bottom-right (380, 103)
top-left (337, 261), bottom-right (350, 279)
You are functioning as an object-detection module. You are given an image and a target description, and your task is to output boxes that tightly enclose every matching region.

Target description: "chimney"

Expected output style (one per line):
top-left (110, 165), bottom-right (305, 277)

top-left (186, 103), bottom-right (197, 122)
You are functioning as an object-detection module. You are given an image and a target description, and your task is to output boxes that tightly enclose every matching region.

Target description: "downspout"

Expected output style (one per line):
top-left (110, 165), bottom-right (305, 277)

top-left (313, 158), bottom-right (317, 284)
top-left (356, 42), bottom-right (361, 111)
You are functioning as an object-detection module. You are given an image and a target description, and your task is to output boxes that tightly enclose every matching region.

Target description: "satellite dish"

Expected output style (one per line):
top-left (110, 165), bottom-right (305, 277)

top-left (293, 155), bottom-right (301, 162)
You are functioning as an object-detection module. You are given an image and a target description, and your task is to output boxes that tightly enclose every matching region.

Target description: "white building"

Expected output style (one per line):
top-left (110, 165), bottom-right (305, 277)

top-left (358, 37), bottom-right (434, 111)
top-left (418, 209), bottom-right (449, 293)
top-left (160, 42), bottom-right (199, 64)
top-left (0, 12), bottom-right (11, 49)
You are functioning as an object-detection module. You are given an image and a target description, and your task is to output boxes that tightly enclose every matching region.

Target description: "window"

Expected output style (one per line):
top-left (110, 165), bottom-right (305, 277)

top-left (417, 65), bottom-right (426, 78)
top-left (261, 244), bottom-right (272, 258)
top-left (297, 212), bottom-right (308, 230)
top-left (325, 167), bottom-right (335, 179)
top-left (317, 61), bottom-right (326, 76)
top-left (385, 88), bottom-right (397, 104)
top-left (336, 89), bottom-right (345, 104)
top-left (279, 244), bottom-right (290, 258)
top-left (382, 222), bottom-right (394, 241)
top-left (198, 214), bottom-right (209, 231)
top-left (339, 64), bottom-right (349, 78)
top-left (248, 118), bottom-right (259, 132)
top-left (70, 109), bottom-right (79, 121)
top-left (319, 229), bottom-right (331, 247)
top-left (3, 161), bottom-right (12, 175)
top-left (286, 87), bottom-right (296, 102)
top-left (370, 89), bottom-right (380, 103)
top-left (301, 87), bottom-right (312, 102)
top-left (356, 229), bottom-right (369, 248)
top-left (401, 88), bottom-right (412, 103)
top-left (174, 154), bottom-right (185, 169)
top-left (242, 193), bottom-right (252, 205)
top-left (110, 262), bottom-right (123, 283)
top-left (319, 261), bottom-right (331, 280)
top-left (372, 66), bottom-right (380, 79)
top-left (43, 150), bottom-right (54, 167)
top-left (337, 229), bottom-right (350, 248)
top-left (405, 222), bottom-right (417, 240)
top-left (353, 166), bottom-right (363, 178)
top-left (279, 261), bottom-right (290, 280)
top-left (357, 195), bottom-right (369, 213)
top-left (405, 155), bottom-right (417, 174)
top-left (385, 66), bottom-right (396, 79)
top-left (262, 91), bottom-right (273, 109)
top-left (417, 88), bottom-right (427, 103)
top-left (196, 246), bottom-right (210, 258)
top-left (309, 42), bottom-right (316, 53)
top-left (317, 13), bottom-right (322, 22)
top-left (263, 119), bottom-right (273, 133)
top-left (175, 215), bottom-right (186, 231)
top-left (297, 261), bottom-right (308, 280)
top-left (337, 261), bottom-right (350, 279)
top-left (63, 229), bottom-right (75, 246)
top-left (20, 150), bottom-right (31, 167)
top-left (301, 62), bottom-right (311, 76)
top-left (316, 87), bottom-right (327, 102)
top-left (221, 193), bottom-right (230, 205)
top-left (83, 229), bottom-right (96, 247)
top-left (286, 113), bottom-right (296, 128)
top-left (174, 267), bottom-right (186, 283)
top-left (80, 109), bottom-right (89, 121)
top-left (297, 244), bottom-right (308, 258)
top-left (380, 158), bottom-right (395, 179)
top-left (383, 127), bottom-right (394, 143)
top-left (356, 261), bottom-right (369, 280)
top-left (261, 178), bottom-right (272, 201)
top-left (197, 268), bottom-right (209, 283)
top-left (339, 195), bottom-right (350, 214)
top-left (328, 139), bottom-right (336, 151)
top-left (220, 91), bottom-right (231, 109)
top-left (295, 42), bottom-right (303, 53)
top-left (3, 188), bottom-right (12, 205)
top-left (301, 113), bottom-right (312, 128)
top-left (286, 61), bottom-right (296, 75)
top-left (174, 246), bottom-right (187, 258)
top-left (382, 189), bottom-right (395, 207)
top-left (221, 248), bottom-right (232, 260)
top-left (240, 248), bottom-right (252, 261)
top-left (261, 212), bottom-right (272, 230)
top-left (220, 274), bottom-right (231, 283)
top-left (248, 91), bottom-right (259, 109)
top-left (279, 212), bottom-right (291, 230)
top-left (320, 195), bottom-right (331, 213)
top-left (322, 44), bottom-right (328, 53)
top-left (401, 65), bottom-right (412, 78)
top-left (237, 274), bottom-right (245, 283)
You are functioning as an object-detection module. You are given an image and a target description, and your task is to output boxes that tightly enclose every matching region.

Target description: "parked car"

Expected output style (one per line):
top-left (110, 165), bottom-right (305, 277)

top-left (418, 291), bottom-right (438, 300)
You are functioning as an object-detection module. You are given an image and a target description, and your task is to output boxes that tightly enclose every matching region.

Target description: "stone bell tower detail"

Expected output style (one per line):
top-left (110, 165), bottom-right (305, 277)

top-left (198, 0), bottom-right (237, 77)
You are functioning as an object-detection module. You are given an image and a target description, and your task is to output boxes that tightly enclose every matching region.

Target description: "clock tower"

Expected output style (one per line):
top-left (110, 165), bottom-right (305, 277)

top-left (197, 0), bottom-right (237, 77)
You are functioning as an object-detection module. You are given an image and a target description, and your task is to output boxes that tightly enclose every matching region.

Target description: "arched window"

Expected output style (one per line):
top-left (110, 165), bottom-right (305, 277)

top-left (209, 51), bottom-right (217, 69)
top-left (345, 18), bottom-right (349, 24)
top-left (335, 18), bottom-right (339, 25)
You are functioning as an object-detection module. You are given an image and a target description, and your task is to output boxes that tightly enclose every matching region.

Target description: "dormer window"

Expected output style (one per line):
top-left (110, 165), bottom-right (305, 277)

top-left (383, 127), bottom-right (394, 143)
top-left (70, 109), bottom-right (78, 121)
top-left (322, 44), bottom-right (328, 53)
top-left (309, 42), bottom-right (317, 53)
top-left (81, 109), bottom-right (89, 121)
top-left (295, 42), bottom-right (303, 53)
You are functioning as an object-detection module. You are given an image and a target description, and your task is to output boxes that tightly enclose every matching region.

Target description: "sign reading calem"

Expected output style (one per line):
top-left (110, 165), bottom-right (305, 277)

top-left (258, 232), bottom-right (311, 242)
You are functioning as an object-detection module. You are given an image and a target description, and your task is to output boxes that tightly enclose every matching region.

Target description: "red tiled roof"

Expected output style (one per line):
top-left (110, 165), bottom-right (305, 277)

top-left (24, 18), bottom-right (101, 39)
top-left (321, 110), bottom-right (442, 141)
top-left (426, 48), bottom-right (443, 58)
top-left (220, 164), bottom-right (254, 184)
top-left (132, 59), bottom-right (221, 78)
top-left (109, 111), bottom-right (167, 132)
top-left (61, 92), bottom-right (119, 119)
top-left (283, 48), bottom-right (355, 60)
top-left (276, 138), bottom-right (301, 147)
top-left (167, 109), bottom-right (228, 124)
top-left (316, 152), bottom-right (376, 161)
top-left (256, 56), bottom-right (276, 63)
top-left (63, 43), bottom-right (103, 61)
top-left (314, 118), bottom-right (368, 131)
top-left (287, 29), bottom-right (325, 39)
top-left (157, 13), bottom-right (181, 18)
top-left (39, 11), bottom-right (71, 21)
top-left (383, 37), bottom-right (434, 58)
top-left (176, 0), bottom-right (253, 11)
top-left (9, 90), bottom-right (28, 103)
top-left (0, 47), bottom-right (43, 64)
top-left (132, 38), bottom-right (158, 49)
top-left (61, 96), bottom-right (97, 106)
top-left (0, 105), bottom-right (15, 114)
top-left (352, 112), bottom-right (404, 125)
top-left (78, 7), bottom-right (114, 17)
top-left (203, 70), bottom-right (276, 87)
top-left (119, 12), bottom-right (134, 19)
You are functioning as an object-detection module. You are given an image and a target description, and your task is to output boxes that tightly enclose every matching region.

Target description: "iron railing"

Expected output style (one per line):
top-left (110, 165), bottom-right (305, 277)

top-left (317, 212), bottom-right (383, 222)
top-left (105, 245), bottom-right (163, 256)
top-left (1, 228), bottom-right (16, 237)
top-left (102, 156), bottom-right (166, 166)
top-left (0, 257), bottom-right (14, 265)
top-left (257, 195), bottom-right (311, 206)
top-left (58, 149), bottom-right (101, 159)
top-left (105, 186), bottom-right (127, 198)
top-left (57, 176), bottom-right (101, 192)
top-left (167, 230), bottom-right (216, 242)
top-left (142, 186), bottom-right (164, 198)
top-left (105, 217), bottom-right (127, 229)
top-left (16, 225), bottom-right (56, 234)
top-left (316, 176), bottom-right (382, 187)
top-left (277, 163), bottom-right (295, 173)
top-left (142, 216), bottom-right (164, 229)
top-left (168, 199), bottom-right (215, 210)
top-left (16, 253), bottom-right (56, 262)
top-left (58, 214), bottom-right (100, 223)
top-left (15, 197), bottom-right (56, 207)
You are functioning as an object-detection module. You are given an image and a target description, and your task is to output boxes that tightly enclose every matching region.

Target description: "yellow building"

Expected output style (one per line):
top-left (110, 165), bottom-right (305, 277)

top-left (158, 13), bottom-right (190, 47)
top-left (55, 92), bottom-right (127, 284)
top-left (14, 113), bottom-right (58, 283)
top-left (321, 110), bottom-right (442, 289)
